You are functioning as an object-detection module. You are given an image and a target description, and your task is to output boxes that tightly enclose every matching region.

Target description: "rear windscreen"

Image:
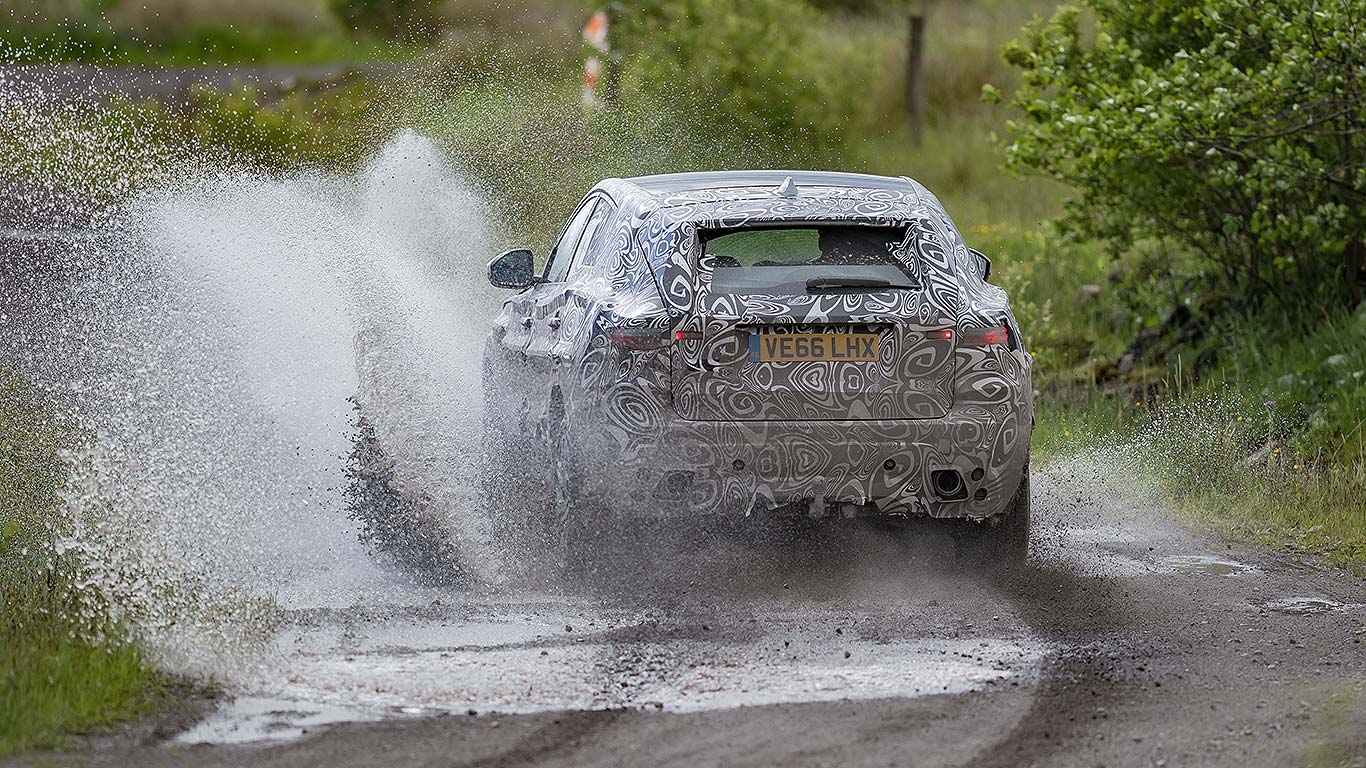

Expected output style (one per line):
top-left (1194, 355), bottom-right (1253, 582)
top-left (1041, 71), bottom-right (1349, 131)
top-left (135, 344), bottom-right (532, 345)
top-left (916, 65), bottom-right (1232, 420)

top-left (702, 226), bottom-right (916, 295)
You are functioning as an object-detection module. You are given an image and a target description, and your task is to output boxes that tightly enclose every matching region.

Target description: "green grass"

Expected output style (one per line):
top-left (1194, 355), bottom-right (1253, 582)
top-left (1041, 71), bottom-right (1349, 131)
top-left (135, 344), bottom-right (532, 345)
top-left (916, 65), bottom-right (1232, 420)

top-left (0, 376), bottom-right (171, 756)
top-left (1033, 403), bottom-right (1366, 574)
top-left (0, 24), bottom-right (419, 65)
top-left (1031, 303), bottom-right (1366, 572)
top-left (0, 80), bottom-right (380, 231)
top-left (0, 623), bottom-right (169, 755)
top-left (0, 0), bottom-right (421, 66)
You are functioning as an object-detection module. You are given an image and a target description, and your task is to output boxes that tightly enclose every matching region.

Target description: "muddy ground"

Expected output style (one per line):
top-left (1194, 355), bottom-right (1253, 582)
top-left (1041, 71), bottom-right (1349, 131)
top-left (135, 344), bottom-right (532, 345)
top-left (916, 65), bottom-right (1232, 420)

top-left (7, 471), bottom-right (1364, 768)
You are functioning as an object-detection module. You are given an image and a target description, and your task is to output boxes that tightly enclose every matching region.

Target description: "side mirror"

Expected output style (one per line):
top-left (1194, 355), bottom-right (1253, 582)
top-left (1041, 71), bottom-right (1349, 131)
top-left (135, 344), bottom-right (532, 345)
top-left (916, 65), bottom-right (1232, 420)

top-left (488, 248), bottom-right (537, 289)
top-left (968, 248), bottom-right (992, 282)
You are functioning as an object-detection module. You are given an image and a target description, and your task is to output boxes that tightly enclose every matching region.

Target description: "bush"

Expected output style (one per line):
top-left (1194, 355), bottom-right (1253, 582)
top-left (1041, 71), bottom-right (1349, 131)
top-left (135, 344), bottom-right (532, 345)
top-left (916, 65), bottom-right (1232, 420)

top-left (181, 84), bottom-right (378, 170)
top-left (328, 0), bottom-right (443, 41)
top-left (614, 0), bottom-right (877, 161)
top-left (990, 0), bottom-right (1366, 321)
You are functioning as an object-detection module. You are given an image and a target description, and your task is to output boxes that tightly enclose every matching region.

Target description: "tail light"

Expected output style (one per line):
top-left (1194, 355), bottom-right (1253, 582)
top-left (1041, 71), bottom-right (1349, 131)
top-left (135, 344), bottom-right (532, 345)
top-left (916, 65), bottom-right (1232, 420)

top-left (610, 328), bottom-right (671, 350)
top-left (960, 324), bottom-right (1014, 348)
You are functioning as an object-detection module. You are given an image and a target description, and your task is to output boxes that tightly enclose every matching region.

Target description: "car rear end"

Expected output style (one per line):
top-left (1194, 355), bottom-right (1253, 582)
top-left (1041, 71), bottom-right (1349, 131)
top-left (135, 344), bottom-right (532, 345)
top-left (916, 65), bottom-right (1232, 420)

top-left (589, 183), bottom-right (1031, 524)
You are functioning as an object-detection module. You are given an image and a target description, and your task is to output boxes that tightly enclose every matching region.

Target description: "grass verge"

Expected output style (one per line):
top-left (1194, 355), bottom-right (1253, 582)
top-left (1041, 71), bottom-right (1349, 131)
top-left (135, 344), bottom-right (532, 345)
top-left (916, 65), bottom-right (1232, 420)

top-left (1031, 302), bottom-right (1366, 572)
top-left (0, 375), bottom-right (173, 756)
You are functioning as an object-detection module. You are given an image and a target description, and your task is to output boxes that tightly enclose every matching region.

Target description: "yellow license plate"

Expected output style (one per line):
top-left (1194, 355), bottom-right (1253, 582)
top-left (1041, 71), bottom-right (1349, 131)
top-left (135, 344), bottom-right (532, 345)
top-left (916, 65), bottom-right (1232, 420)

top-left (748, 333), bottom-right (879, 362)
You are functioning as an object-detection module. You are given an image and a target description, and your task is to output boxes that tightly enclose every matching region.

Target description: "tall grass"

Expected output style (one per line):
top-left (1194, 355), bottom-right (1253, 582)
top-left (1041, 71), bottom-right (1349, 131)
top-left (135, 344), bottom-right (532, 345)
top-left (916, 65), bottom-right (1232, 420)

top-left (1135, 396), bottom-right (1363, 572)
top-left (0, 376), bottom-right (170, 755)
top-left (0, 0), bottom-right (416, 64)
top-left (1031, 306), bottom-right (1366, 571)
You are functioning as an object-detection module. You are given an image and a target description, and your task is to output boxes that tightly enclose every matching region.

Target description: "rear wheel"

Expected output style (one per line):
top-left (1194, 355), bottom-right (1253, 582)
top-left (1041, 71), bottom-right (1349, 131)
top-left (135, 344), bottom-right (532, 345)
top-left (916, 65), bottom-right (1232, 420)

top-left (557, 480), bottom-right (604, 586)
top-left (552, 430), bottom-right (621, 588)
top-left (955, 460), bottom-right (1030, 570)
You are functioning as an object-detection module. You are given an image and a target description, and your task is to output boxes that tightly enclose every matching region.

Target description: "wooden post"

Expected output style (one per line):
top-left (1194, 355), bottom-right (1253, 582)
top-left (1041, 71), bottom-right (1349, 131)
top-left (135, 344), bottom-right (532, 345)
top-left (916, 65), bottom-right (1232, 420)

top-left (906, 6), bottom-right (926, 145)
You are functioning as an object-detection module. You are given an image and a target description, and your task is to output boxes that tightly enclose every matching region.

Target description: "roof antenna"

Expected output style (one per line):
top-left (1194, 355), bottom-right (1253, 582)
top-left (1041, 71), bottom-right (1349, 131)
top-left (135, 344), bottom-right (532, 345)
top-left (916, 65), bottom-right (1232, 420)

top-left (773, 176), bottom-right (799, 198)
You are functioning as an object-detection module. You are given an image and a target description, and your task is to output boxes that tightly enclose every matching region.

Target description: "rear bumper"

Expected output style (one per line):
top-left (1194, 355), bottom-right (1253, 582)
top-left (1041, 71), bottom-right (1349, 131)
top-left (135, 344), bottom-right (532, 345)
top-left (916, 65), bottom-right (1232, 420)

top-left (594, 405), bottom-right (1031, 521)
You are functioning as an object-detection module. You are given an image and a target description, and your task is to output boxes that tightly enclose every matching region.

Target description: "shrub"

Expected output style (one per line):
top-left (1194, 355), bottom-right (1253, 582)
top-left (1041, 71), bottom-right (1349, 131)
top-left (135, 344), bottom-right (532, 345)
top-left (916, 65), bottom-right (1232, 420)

top-left (990, 0), bottom-right (1366, 321)
top-left (181, 84), bottom-right (377, 170)
top-left (328, 0), bottom-right (443, 41)
top-left (614, 0), bottom-right (877, 162)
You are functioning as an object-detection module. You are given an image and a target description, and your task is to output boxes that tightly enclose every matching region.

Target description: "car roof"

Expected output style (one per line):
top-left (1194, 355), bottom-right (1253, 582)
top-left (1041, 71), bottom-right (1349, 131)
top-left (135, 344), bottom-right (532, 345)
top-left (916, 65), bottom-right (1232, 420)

top-left (623, 170), bottom-right (914, 196)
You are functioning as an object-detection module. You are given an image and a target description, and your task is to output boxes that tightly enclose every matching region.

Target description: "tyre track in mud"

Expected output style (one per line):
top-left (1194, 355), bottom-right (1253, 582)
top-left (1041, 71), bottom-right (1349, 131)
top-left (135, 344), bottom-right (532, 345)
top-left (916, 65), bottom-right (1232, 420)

top-left (967, 536), bottom-right (1366, 768)
top-left (964, 566), bottom-right (1166, 768)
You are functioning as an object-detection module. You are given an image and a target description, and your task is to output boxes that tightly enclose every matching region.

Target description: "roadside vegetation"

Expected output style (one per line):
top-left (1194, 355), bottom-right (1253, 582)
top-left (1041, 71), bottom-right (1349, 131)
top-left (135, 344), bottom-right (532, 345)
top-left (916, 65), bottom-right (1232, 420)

top-left (0, 0), bottom-right (422, 64)
top-left (0, 377), bottom-right (174, 755)
top-left (1000, 0), bottom-right (1366, 572)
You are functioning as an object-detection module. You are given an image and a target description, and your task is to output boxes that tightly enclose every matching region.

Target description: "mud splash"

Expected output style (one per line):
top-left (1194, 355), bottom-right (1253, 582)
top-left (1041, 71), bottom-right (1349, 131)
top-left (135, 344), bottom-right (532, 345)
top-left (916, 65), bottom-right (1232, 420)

top-left (1, 125), bottom-right (505, 674)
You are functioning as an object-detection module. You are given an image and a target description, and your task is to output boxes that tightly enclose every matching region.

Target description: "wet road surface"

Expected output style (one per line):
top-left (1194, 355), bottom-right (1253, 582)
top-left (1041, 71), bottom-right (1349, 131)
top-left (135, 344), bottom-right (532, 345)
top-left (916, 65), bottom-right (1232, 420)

top-left (13, 467), bottom-right (1364, 768)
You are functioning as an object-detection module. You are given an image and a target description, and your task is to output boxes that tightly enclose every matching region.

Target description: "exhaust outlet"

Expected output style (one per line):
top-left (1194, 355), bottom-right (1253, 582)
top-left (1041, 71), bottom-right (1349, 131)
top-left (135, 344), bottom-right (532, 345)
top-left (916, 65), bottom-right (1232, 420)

top-left (930, 469), bottom-right (968, 501)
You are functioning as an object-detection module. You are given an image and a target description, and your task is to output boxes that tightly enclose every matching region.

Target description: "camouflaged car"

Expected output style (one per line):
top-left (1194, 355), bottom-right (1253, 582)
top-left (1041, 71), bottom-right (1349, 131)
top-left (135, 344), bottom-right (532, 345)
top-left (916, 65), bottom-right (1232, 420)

top-left (483, 170), bottom-right (1033, 565)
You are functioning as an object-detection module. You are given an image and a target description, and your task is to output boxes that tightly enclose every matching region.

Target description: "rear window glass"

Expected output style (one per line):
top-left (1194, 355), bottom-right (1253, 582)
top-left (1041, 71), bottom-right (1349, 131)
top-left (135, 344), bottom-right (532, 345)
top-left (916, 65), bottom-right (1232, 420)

top-left (702, 226), bottom-right (915, 295)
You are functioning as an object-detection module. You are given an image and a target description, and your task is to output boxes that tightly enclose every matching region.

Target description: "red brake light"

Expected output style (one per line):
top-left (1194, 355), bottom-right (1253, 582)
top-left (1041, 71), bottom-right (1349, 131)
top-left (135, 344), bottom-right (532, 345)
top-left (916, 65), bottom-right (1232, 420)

top-left (928, 329), bottom-right (954, 340)
top-left (962, 325), bottom-right (1010, 346)
top-left (611, 329), bottom-right (671, 350)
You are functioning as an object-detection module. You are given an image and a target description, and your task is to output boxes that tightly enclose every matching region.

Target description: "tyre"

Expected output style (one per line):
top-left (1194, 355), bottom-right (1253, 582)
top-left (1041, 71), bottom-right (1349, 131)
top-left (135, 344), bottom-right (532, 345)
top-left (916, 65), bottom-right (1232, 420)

top-left (346, 410), bottom-right (464, 585)
top-left (998, 461), bottom-right (1031, 566)
top-left (954, 460), bottom-right (1031, 570)
top-left (546, 404), bottom-right (610, 587)
top-left (554, 448), bottom-right (620, 589)
top-left (481, 416), bottom-right (558, 585)
top-left (555, 442), bottom-right (677, 591)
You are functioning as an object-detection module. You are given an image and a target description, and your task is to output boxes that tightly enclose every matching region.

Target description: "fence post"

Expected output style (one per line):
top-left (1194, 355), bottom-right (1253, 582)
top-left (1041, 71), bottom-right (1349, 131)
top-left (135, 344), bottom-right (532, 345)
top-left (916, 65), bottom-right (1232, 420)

top-left (906, 5), bottom-right (926, 145)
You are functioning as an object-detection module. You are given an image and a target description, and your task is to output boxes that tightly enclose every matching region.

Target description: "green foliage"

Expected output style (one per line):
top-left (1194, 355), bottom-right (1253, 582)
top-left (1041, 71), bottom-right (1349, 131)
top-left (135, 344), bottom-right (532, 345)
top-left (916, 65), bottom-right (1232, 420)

top-left (995, 0), bottom-right (1366, 319)
top-left (1216, 301), bottom-right (1366, 461)
top-left (0, 0), bottom-right (418, 65)
top-left (1144, 403), bottom-right (1365, 572)
top-left (804, 0), bottom-right (888, 14)
top-left (0, 81), bottom-right (377, 233)
top-left (1033, 301), bottom-right (1366, 571)
top-left (0, 376), bottom-right (168, 755)
top-left (0, 22), bottom-right (412, 65)
top-left (329, 0), bottom-right (443, 41)
top-left (181, 84), bottom-right (379, 171)
top-left (408, 72), bottom-right (770, 250)
top-left (615, 0), bottom-right (878, 160)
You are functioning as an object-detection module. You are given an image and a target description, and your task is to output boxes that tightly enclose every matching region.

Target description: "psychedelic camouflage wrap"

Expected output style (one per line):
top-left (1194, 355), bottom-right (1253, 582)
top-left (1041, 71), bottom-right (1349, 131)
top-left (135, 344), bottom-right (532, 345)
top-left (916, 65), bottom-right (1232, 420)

top-left (484, 171), bottom-right (1031, 523)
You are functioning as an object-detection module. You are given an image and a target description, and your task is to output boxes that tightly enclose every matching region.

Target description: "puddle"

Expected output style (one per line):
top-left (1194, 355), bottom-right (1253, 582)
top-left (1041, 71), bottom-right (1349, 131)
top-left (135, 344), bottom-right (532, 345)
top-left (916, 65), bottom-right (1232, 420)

top-left (178, 637), bottom-right (1044, 745)
top-left (1262, 597), bottom-right (1364, 615)
top-left (174, 600), bottom-right (1049, 746)
top-left (637, 637), bottom-right (1045, 714)
top-left (176, 697), bottom-right (385, 745)
top-left (1160, 555), bottom-right (1257, 576)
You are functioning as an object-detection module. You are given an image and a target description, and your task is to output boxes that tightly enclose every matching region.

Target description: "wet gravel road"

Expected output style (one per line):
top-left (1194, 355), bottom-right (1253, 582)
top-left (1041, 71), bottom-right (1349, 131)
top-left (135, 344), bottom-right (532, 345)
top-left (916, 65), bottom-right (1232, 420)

top-left (13, 468), bottom-right (1364, 768)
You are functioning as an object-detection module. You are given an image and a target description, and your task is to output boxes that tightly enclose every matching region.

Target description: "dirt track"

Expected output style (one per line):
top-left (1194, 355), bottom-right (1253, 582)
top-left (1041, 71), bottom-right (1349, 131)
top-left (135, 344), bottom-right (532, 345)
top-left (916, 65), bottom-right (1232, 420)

top-left (9, 467), bottom-right (1364, 768)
